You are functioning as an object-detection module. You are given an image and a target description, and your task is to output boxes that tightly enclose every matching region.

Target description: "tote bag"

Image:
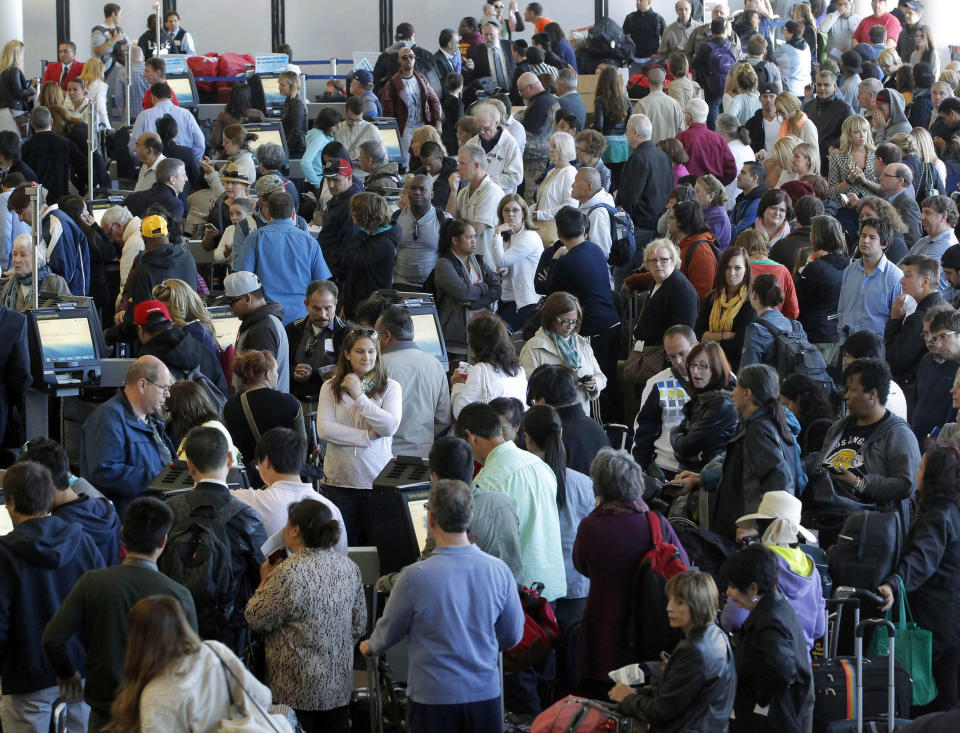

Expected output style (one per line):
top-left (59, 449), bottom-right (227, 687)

top-left (866, 574), bottom-right (937, 706)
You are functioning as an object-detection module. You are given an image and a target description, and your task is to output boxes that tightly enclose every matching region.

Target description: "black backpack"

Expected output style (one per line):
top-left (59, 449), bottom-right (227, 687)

top-left (753, 317), bottom-right (835, 395)
top-left (169, 365), bottom-right (227, 413)
top-left (826, 510), bottom-right (902, 588)
top-left (587, 202), bottom-right (637, 267)
top-left (158, 499), bottom-right (246, 638)
top-left (587, 18), bottom-right (636, 65)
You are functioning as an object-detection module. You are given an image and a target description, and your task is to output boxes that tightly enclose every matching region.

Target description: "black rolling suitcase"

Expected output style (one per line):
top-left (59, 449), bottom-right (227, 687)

top-left (827, 619), bottom-right (911, 732)
top-left (813, 596), bottom-right (912, 732)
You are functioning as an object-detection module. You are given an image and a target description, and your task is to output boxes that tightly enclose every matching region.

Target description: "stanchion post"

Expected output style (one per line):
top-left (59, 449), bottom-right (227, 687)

top-left (28, 185), bottom-right (41, 311)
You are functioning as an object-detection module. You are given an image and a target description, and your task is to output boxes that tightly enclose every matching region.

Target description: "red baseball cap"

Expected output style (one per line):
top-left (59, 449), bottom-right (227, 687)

top-left (322, 158), bottom-right (353, 178)
top-left (133, 299), bottom-right (171, 326)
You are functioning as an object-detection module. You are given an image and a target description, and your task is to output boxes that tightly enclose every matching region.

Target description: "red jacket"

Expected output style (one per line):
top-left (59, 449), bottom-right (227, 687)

top-left (380, 70), bottom-right (442, 135)
top-left (41, 61), bottom-right (83, 90)
top-left (625, 231), bottom-right (718, 300)
top-left (675, 122), bottom-right (738, 185)
top-left (143, 87), bottom-right (180, 110)
top-left (749, 259), bottom-right (799, 319)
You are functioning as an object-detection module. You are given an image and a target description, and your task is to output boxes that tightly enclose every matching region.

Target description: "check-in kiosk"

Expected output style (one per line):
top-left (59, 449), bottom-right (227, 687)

top-left (249, 73), bottom-right (289, 117)
top-left (166, 71), bottom-right (200, 110)
top-left (371, 118), bottom-right (406, 172)
top-left (243, 120), bottom-right (289, 159)
top-left (148, 460), bottom-right (252, 498)
top-left (371, 456), bottom-right (432, 575)
top-left (207, 305), bottom-right (242, 349)
top-left (376, 290), bottom-right (449, 371)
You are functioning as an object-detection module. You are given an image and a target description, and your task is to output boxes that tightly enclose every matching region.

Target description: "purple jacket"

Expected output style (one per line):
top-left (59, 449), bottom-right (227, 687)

top-left (573, 504), bottom-right (689, 683)
top-left (720, 548), bottom-right (825, 650)
top-left (704, 204), bottom-right (731, 251)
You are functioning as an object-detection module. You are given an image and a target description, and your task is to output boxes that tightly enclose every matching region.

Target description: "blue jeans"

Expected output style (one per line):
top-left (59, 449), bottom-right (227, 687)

top-left (323, 485), bottom-right (372, 546)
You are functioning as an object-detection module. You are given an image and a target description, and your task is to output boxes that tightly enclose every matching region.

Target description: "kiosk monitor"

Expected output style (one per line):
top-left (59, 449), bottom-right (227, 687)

top-left (243, 121), bottom-right (289, 157)
top-left (166, 73), bottom-right (199, 109)
top-left (25, 308), bottom-right (103, 391)
top-left (207, 305), bottom-right (242, 350)
top-left (371, 456), bottom-right (432, 575)
top-left (372, 118), bottom-right (405, 170)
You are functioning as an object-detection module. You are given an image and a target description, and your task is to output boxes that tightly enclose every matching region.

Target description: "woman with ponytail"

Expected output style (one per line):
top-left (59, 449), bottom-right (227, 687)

top-left (522, 403), bottom-right (594, 627)
top-left (675, 364), bottom-right (801, 540)
top-left (245, 498), bottom-right (366, 732)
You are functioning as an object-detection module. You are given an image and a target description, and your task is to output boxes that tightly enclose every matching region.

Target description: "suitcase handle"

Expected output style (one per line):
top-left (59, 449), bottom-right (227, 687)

top-left (855, 618), bottom-right (896, 639)
top-left (854, 619), bottom-right (897, 733)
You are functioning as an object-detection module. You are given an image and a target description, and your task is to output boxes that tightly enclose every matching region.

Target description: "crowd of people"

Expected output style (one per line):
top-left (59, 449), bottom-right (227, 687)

top-left (1, 0), bottom-right (960, 731)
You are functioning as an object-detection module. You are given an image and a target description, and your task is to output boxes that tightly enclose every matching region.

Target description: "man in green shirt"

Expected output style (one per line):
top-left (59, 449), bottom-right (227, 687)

top-left (455, 402), bottom-right (566, 602)
top-left (42, 497), bottom-right (198, 733)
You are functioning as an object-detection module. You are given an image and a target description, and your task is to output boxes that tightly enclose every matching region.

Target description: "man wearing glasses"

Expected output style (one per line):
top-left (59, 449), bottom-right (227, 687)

top-left (911, 306), bottom-right (960, 442)
top-left (80, 355), bottom-right (176, 514)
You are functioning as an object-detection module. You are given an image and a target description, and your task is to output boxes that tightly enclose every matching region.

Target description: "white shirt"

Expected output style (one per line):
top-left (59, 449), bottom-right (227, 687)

top-left (579, 188), bottom-right (616, 259)
top-left (116, 216), bottom-right (144, 306)
top-left (466, 130), bottom-right (523, 193)
top-left (534, 165), bottom-right (577, 222)
top-left (504, 116), bottom-right (527, 154)
top-left (725, 140), bottom-right (756, 211)
top-left (762, 115), bottom-right (781, 154)
top-left (451, 362), bottom-right (528, 418)
top-left (887, 380), bottom-right (908, 422)
top-left (134, 153), bottom-right (166, 192)
top-left (492, 227), bottom-right (544, 309)
top-left (457, 176), bottom-right (504, 266)
top-left (231, 479), bottom-right (348, 553)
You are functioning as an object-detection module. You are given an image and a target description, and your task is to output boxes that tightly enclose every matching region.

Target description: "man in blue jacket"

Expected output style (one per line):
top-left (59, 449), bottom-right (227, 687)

top-left (316, 159), bottom-right (362, 279)
top-left (234, 192), bottom-right (331, 325)
top-left (80, 356), bottom-right (176, 514)
top-left (730, 161), bottom-right (769, 237)
top-left (8, 183), bottom-right (91, 296)
top-left (0, 460), bottom-right (104, 731)
top-left (20, 437), bottom-right (121, 567)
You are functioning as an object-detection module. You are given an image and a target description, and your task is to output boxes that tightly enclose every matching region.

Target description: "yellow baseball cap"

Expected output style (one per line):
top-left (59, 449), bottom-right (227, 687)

top-left (141, 214), bottom-right (168, 237)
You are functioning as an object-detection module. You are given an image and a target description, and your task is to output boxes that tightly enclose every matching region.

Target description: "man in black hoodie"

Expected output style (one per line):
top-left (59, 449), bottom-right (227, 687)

top-left (20, 437), bottom-right (121, 567)
top-left (803, 70), bottom-right (854, 173)
top-left (134, 300), bottom-right (228, 397)
top-left (123, 214), bottom-right (198, 321)
top-left (0, 461), bottom-right (104, 730)
top-left (224, 271), bottom-right (290, 393)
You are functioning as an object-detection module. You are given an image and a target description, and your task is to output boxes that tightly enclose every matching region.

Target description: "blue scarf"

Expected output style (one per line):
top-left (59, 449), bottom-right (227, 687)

top-left (4, 265), bottom-right (50, 310)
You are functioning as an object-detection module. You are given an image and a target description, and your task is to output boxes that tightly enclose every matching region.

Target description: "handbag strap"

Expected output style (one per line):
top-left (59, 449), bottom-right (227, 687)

top-left (240, 392), bottom-right (262, 443)
top-left (892, 573), bottom-right (914, 626)
top-left (206, 642), bottom-right (283, 733)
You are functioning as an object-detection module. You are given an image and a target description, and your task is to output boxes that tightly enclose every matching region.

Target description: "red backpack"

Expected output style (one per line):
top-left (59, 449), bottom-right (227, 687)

top-left (532, 695), bottom-right (633, 732)
top-left (504, 583), bottom-right (560, 671)
top-left (627, 512), bottom-right (689, 660)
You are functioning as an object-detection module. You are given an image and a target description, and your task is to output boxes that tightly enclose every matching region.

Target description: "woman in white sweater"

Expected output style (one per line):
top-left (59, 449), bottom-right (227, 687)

top-left (316, 327), bottom-right (401, 545)
top-left (532, 131), bottom-right (577, 243)
top-left (109, 596), bottom-right (281, 733)
top-left (492, 193), bottom-right (543, 332)
top-left (451, 311), bottom-right (528, 419)
top-left (519, 291), bottom-right (606, 414)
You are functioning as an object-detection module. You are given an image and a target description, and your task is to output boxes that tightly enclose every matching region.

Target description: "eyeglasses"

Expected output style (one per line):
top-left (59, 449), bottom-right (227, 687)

top-left (554, 316), bottom-right (579, 328)
top-left (880, 172), bottom-right (902, 179)
top-left (646, 256), bottom-right (672, 265)
top-left (925, 331), bottom-right (957, 345)
top-left (351, 327), bottom-right (379, 339)
top-left (145, 378), bottom-right (174, 395)
top-left (689, 362), bottom-right (711, 372)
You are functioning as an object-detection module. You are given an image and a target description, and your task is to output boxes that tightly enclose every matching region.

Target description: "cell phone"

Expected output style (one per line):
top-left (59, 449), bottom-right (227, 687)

top-left (825, 464), bottom-right (845, 475)
top-left (579, 374), bottom-right (592, 383)
top-left (205, 223), bottom-right (219, 232)
top-left (838, 193), bottom-right (850, 206)
top-left (268, 547), bottom-right (287, 564)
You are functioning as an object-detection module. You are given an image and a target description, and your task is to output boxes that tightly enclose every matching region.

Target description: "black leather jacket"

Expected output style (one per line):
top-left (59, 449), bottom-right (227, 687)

top-left (618, 623), bottom-right (736, 733)
top-left (670, 387), bottom-right (738, 471)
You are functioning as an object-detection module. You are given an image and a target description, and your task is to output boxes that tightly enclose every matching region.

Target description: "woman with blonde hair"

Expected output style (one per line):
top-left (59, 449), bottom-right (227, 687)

top-left (109, 596), bottom-right (277, 733)
top-left (907, 126), bottom-right (947, 198)
top-left (409, 124), bottom-right (446, 164)
top-left (533, 131), bottom-right (577, 243)
top-left (878, 48), bottom-right (902, 87)
top-left (828, 115), bottom-right (877, 202)
top-left (37, 80), bottom-right (65, 109)
top-left (492, 193), bottom-right (543, 330)
top-left (78, 57), bottom-right (108, 130)
top-left (724, 63), bottom-right (761, 125)
top-left (152, 278), bottom-right (219, 358)
top-left (765, 135), bottom-right (801, 189)
top-left (279, 69), bottom-right (307, 157)
top-left (790, 141), bottom-right (820, 178)
top-left (774, 91), bottom-right (818, 148)
top-left (0, 40), bottom-right (34, 134)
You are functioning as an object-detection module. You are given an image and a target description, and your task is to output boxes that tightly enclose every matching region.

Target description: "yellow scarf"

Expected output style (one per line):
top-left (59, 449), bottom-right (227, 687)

top-left (709, 285), bottom-right (747, 333)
